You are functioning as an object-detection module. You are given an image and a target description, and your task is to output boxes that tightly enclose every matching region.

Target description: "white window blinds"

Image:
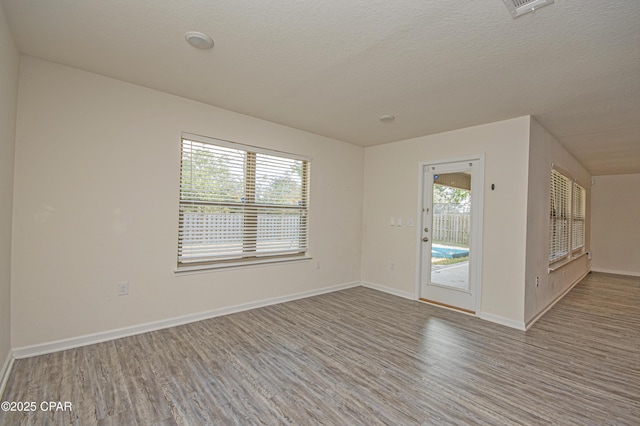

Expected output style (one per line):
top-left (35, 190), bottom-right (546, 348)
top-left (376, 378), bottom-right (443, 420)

top-left (549, 169), bottom-right (572, 263)
top-left (548, 168), bottom-right (587, 265)
top-left (572, 182), bottom-right (586, 251)
top-left (178, 134), bottom-right (309, 267)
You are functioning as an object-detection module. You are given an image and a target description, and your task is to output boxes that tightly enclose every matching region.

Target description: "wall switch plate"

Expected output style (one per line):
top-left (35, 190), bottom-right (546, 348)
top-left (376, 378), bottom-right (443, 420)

top-left (407, 219), bottom-right (414, 227)
top-left (397, 218), bottom-right (403, 226)
top-left (390, 217), bottom-right (395, 226)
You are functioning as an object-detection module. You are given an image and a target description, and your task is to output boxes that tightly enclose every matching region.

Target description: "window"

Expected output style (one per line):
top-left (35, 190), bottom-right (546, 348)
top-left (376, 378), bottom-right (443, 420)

top-left (571, 182), bottom-right (586, 252)
top-left (549, 169), bottom-right (571, 263)
top-left (178, 133), bottom-right (310, 269)
top-left (548, 167), bottom-right (586, 265)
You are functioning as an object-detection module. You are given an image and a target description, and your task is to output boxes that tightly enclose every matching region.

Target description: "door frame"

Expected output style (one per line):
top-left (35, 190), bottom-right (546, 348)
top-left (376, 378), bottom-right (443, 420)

top-left (414, 155), bottom-right (485, 314)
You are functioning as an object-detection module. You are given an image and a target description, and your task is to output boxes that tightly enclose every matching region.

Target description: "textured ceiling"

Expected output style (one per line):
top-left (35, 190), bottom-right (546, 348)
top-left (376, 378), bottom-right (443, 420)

top-left (2, 0), bottom-right (639, 175)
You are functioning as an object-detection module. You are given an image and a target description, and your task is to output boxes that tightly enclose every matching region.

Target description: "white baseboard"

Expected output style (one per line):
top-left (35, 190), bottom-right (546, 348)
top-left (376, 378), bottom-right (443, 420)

top-left (361, 281), bottom-right (529, 331)
top-left (591, 267), bottom-right (640, 278)
top-left (478, 312), bottom-right (526, 331)
top-left (524, 269), bottom-right (590, 330)
top-left (0, 350), bottom-right (14, 398)
top-left (360, 281), bottom-right (415, 300)
top-left (13, 281), bottom-right (360, 359)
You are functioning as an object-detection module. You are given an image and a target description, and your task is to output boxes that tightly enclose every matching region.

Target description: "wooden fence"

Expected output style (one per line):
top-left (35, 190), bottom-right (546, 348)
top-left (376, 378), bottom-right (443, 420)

top-left (432, 214), bottom-right (470, 245)
top-left (181, 213), bottom-right (301, 244)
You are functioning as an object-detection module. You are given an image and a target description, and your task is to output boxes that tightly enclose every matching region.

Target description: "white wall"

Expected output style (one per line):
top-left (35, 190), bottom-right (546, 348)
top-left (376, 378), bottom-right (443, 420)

top-left (11, 57), bottom-right (364, 349)
top-left (0, 3), bottom-right (19, 382)
top-left (591, 174), bottom-right (640, 276)
top-left (524, 118), bottom-right (591, 324)
top-left (362, 117), bottom-right (531, 325)
top-left (5, 56), bottom-right (603, 353)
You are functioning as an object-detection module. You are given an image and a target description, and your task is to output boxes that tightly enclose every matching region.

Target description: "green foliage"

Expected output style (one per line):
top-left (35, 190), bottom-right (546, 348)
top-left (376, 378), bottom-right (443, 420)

top-left (180, 148), bottom-right (244, 208)
top-left (433, 184), bottom-right (470, 205)
top-left (182, 146), bottom-right (304, 207)
top-left (432, 255), bottom-right (469, 266)
top-left (256, 162), bottom-right (303, 205)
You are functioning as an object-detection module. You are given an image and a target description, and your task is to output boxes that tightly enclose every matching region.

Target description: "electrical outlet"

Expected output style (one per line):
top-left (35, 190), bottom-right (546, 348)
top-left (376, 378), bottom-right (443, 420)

top-left (118, 281), bottom-right (129, 296)
top-left (390, 261), bottom-right (395, 270)
top-left (536, 276), bottom-right (539, 287)
top-left (315, 261), bottom-right (321, 270)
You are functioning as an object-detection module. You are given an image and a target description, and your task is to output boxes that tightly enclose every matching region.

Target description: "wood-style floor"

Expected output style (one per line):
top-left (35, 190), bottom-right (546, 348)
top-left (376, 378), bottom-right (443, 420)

top-left (1, 272), bottom-right (639, 425)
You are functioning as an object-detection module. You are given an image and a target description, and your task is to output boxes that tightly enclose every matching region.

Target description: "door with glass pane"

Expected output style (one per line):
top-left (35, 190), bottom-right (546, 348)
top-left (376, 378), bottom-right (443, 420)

top-left (420, 159), bottom-right (483, 313)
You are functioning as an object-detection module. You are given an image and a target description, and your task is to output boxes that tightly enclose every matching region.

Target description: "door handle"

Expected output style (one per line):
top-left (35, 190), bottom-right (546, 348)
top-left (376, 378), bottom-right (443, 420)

top-left (423, 237), bottom-right (429, 242)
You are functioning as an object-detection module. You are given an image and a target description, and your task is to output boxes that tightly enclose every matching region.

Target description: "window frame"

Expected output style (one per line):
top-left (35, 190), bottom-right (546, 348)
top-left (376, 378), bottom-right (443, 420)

top-left (571, 182), bottom-right (586, 253)
top-left (549, 168), bottom-right (572, 264)
top-left (548, 165), bottom-right (587, 268)
top-left (176, 133), bottom-right (311, 271)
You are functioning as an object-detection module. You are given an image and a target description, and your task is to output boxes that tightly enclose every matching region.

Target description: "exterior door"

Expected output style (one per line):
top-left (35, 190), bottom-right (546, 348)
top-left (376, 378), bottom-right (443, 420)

top-left (420, 159), bottom-right (483, 313)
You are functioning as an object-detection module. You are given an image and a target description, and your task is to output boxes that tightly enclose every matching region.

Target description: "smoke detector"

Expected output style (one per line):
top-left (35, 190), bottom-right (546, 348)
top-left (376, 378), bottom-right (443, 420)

top-left (503, 0), bottom-right (554, 18)
top-left (185, 31), bottom-right (214, 49)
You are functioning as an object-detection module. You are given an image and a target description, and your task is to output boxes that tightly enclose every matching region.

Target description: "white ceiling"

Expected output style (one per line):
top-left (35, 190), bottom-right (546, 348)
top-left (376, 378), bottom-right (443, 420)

top-left (2, 0), bottom-right (639, 175)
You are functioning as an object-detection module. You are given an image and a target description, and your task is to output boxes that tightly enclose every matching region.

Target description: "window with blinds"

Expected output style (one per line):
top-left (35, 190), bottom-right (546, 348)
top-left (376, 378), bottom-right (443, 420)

top-left (572, 182), bottom-right (586, 252)
top-left (178, 134), bottom-right (310, 268)
top-left (549, 169), bottom-right (572, 263)
top-left (548, 167), bottom-right (587, 265)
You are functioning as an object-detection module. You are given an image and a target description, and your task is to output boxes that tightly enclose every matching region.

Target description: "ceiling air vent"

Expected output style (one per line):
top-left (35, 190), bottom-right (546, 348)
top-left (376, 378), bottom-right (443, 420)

top-left (503, 0), bottom-right (554, 18)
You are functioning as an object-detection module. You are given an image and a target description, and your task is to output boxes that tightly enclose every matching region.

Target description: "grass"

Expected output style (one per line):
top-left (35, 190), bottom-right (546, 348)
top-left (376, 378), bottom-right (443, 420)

top-left (431, 255), bottom-right (469, 266)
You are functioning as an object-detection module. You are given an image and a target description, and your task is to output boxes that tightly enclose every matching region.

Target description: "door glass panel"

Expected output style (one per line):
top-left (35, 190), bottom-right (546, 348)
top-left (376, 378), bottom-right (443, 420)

top-left (430, 172), bottom-right (471, 290)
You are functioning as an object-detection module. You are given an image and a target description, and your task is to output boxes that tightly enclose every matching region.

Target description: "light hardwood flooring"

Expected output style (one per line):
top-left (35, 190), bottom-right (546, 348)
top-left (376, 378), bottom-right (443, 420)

top-left (1, 272), bottom-right (639, 425)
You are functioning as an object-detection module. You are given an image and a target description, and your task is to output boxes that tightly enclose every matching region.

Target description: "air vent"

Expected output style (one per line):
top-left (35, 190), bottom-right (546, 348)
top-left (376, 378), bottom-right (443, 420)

top-left (503, 0), bottom-right (554, 18)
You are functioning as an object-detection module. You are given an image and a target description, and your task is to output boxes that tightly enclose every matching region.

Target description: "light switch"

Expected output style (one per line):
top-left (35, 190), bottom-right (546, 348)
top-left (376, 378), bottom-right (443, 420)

top-left (390, 217), bottom-right (395, 226)
top-left (397, 218), bottom-right (403, 227)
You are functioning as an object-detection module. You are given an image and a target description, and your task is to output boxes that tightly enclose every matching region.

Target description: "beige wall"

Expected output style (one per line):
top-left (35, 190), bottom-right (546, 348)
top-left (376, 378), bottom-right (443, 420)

top-left (362, 116), bottom-right (531, 325)
top-left (5, 56), bottom-right (603, 351)
top-left (0, 3), bottom-right (19, 373)
top-left (524, 119), bottom-right (591, 324)
top-left (591, 174), bottom-right (640, 276)
top-left (11, 57), bottom-right (364, 348)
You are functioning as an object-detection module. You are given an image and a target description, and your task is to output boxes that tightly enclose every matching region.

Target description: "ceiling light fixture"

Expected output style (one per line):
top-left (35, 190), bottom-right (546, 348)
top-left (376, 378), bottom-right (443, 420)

top-left (379, 114), bottom-right (395, 123)
top-left (185, 31), bottom-right (214, 49)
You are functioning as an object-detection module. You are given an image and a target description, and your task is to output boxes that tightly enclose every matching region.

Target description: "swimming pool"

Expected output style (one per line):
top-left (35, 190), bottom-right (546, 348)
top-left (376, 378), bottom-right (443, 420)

top-left (432, 244), bottom-right (469, 259)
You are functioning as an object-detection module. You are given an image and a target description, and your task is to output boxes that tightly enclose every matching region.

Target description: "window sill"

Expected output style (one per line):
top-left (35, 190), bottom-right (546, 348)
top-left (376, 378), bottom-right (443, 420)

top-left (548, 251), bottom-right (588, 273)
top-left (174, 256), bottom-right (313, 275)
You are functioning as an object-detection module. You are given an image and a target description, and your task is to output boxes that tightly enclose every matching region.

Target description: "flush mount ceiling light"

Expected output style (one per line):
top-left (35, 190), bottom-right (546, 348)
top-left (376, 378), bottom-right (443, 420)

top-left (379, 114), bottom-right (395, 123)
top-left (185, 31), bottom-right (214, 49)
top-left (503, 0), bottom-right (554, 18)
